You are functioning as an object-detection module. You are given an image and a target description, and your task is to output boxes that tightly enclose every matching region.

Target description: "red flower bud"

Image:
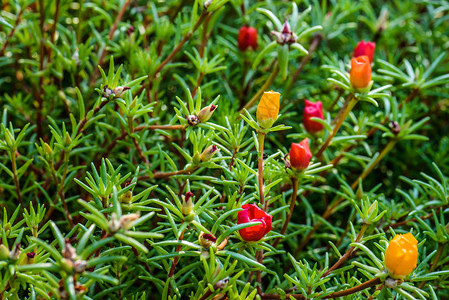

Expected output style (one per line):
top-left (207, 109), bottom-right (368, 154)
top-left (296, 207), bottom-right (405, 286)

top-left (349, 56), bottom-right (372, 91)
top-left (289, 138), bottom-right (312, 171)
top-left (238, 26), bottom-right (258, 51)
top-left (353, 40), bottom-right (376, 63)
top-left (303, 100), bottom-right (324, 133)
top-left (237, 204), bottom-right (272, 241)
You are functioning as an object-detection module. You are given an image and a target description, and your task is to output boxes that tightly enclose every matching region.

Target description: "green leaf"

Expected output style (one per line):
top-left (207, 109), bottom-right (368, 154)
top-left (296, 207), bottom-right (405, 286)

top-left (217, 250), bottom-right (266, 270)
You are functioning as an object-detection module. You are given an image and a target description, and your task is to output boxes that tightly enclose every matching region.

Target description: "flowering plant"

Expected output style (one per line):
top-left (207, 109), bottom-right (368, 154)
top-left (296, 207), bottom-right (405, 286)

top-left (1, 1), bottom-right (449, 299)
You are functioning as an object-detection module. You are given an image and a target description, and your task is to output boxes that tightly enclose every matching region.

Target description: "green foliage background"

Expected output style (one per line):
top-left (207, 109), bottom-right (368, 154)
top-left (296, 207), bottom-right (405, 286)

top-left (1, 0), bottom-right (449, 299)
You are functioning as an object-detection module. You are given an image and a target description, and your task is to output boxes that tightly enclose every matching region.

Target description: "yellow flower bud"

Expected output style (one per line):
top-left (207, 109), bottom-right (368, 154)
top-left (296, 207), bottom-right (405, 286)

top-left (256, 90), bottom-right (280, 129)
top-left (384, 233), bottom-right (418, 278)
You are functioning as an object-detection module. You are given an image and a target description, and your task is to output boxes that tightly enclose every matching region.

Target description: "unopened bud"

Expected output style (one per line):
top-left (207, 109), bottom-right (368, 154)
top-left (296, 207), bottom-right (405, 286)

top-left (43, 143), bottom-right (53, 157)
top-left (198, 233), bottom-right (217, 248)
top-left (0, 244), bottom-right (10, 260)
top-left (271, 20), bottom-right (297, 45)
top-left (72, 48), bottom-right (80, 65)
top-left (62, 241), bottom-right (76, 260)
top-left (356, 183), bottom-right (364, 200)
top-left (109, 213), bottom-right (121, 234)
top-left (187, 115), bottom-right (199, 126)
top-left (198, 105), bottom-right (217, 123)
top-left (60, 258), bottom-right (74, 273)
top-left (182, 192), bottom-right (194, 216)
top-left (103, 85), bottom-right (113, 98)
top-left (119, 190), bottom-right (133, 204)
top-left (385, 277), bottom-right (398, 288)
top-left (4, 129), bottom-right (15, 148)
top-left (120, 213), bottom-right (140, 230)
top-left (389, 121), bottom-right (400, 135)
top-left (27, 252), bottom-right (36, 263)
top-left (9, 243), bottom-right (21, 261)
top-left (74, 260), bottom-right (87, 273)
top-left (367, 201), bottom-right (378, 218)
top-left (113, 86), bottom-right (130, 98)
top-left (64, 132), bottom-right (72, 147)
top-left (126, 25), bottom-right (135, 35)
top-left (200, 145), bottom-right (218, 162)
top-left (203, 0), bottom-right (212, 9)
top-left (215, 278), bottom-right (229, 289)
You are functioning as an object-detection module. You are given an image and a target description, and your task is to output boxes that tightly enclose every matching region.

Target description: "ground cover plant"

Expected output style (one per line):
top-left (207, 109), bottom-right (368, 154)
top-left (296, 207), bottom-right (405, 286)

top-left (1, 0), bottom-right (449, 299)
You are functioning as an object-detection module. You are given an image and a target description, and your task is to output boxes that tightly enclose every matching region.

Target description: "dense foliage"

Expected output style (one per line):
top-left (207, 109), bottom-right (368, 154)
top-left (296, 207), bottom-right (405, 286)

top-left (1, 0), bottom-right (449, 299)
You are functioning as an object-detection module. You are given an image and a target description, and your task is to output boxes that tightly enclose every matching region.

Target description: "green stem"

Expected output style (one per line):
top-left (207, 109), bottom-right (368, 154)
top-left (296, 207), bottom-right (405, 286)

top-left (272, 177), bottom-right (299, 247)
top-left (128, 116), bottom-right (150, 166)
top-left (260, 277), bottom-right (381, 299)
top-left (58, 150), bottom-right (74, 227)
top-left (138, 166), bottom-right (199, 181)
top-left (322, 223), bottom-right (368, 277)
top-left (323, 277), bottom-right (381, 298)
top-left (167, 229), bottom-right (186, 298)
top-left (257, 132), bottom-right (266, 209)
top-left (297, 138), bottom-right (398, 254)
top-left (240, 64), bottom-right (279, 114)
top-left (315, 95), bottom-right (356, 159)
top-left (350, 139), bottom-right (397, 190)
top-left (10, 151), bottom-right (22, 206)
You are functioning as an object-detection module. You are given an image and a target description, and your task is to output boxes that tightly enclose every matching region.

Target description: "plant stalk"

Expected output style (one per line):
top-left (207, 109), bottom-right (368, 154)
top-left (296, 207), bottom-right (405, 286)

top-left (240, 64), bottom-right (279, 114)
top-left (260, 277), bottom-right (381, 299)
top-left (285, 34), bottom-right (322, 97)
top-left (257, 132), bottom-right (266, 209)
top-left (10, 151), bottom-right (23, 206)
top-left (322, 223), bottom-right (368, 277)
top-left (297, 138), bottom-right (398, 254)
top-left (315, 95), bottom-right (356, 159)
top-left (272, 177), bottom-right (299, 247)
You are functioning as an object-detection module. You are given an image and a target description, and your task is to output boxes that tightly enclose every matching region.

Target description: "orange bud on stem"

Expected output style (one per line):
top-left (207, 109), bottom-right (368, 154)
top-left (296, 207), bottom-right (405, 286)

top-left (349, 56), bottom-right (372, 91)
top-left (384, 233), bottom-right (418, 278)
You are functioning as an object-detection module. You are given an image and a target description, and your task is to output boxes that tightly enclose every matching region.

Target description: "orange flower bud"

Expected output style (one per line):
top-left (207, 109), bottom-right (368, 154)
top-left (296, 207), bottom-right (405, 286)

top-left (349, 56), bottom-right (371, 91)
top-left (256, 90), bottom-right (280, 129)
top-left (384, 233), bottom-right (418, 278)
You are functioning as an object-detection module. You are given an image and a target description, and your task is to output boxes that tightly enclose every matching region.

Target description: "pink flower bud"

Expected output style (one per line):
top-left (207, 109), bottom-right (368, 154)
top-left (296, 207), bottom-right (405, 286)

top-left (303, 100), bottom-right (324, 134)
top-left (353, 40), bottom-right (376, 63)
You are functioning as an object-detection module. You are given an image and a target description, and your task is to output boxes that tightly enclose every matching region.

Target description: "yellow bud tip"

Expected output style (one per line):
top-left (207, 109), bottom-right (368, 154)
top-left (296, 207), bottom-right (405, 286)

top-left (384, 232), bottom-right (419, 278)
top-left (256, 90), bottom-right (281, 129)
